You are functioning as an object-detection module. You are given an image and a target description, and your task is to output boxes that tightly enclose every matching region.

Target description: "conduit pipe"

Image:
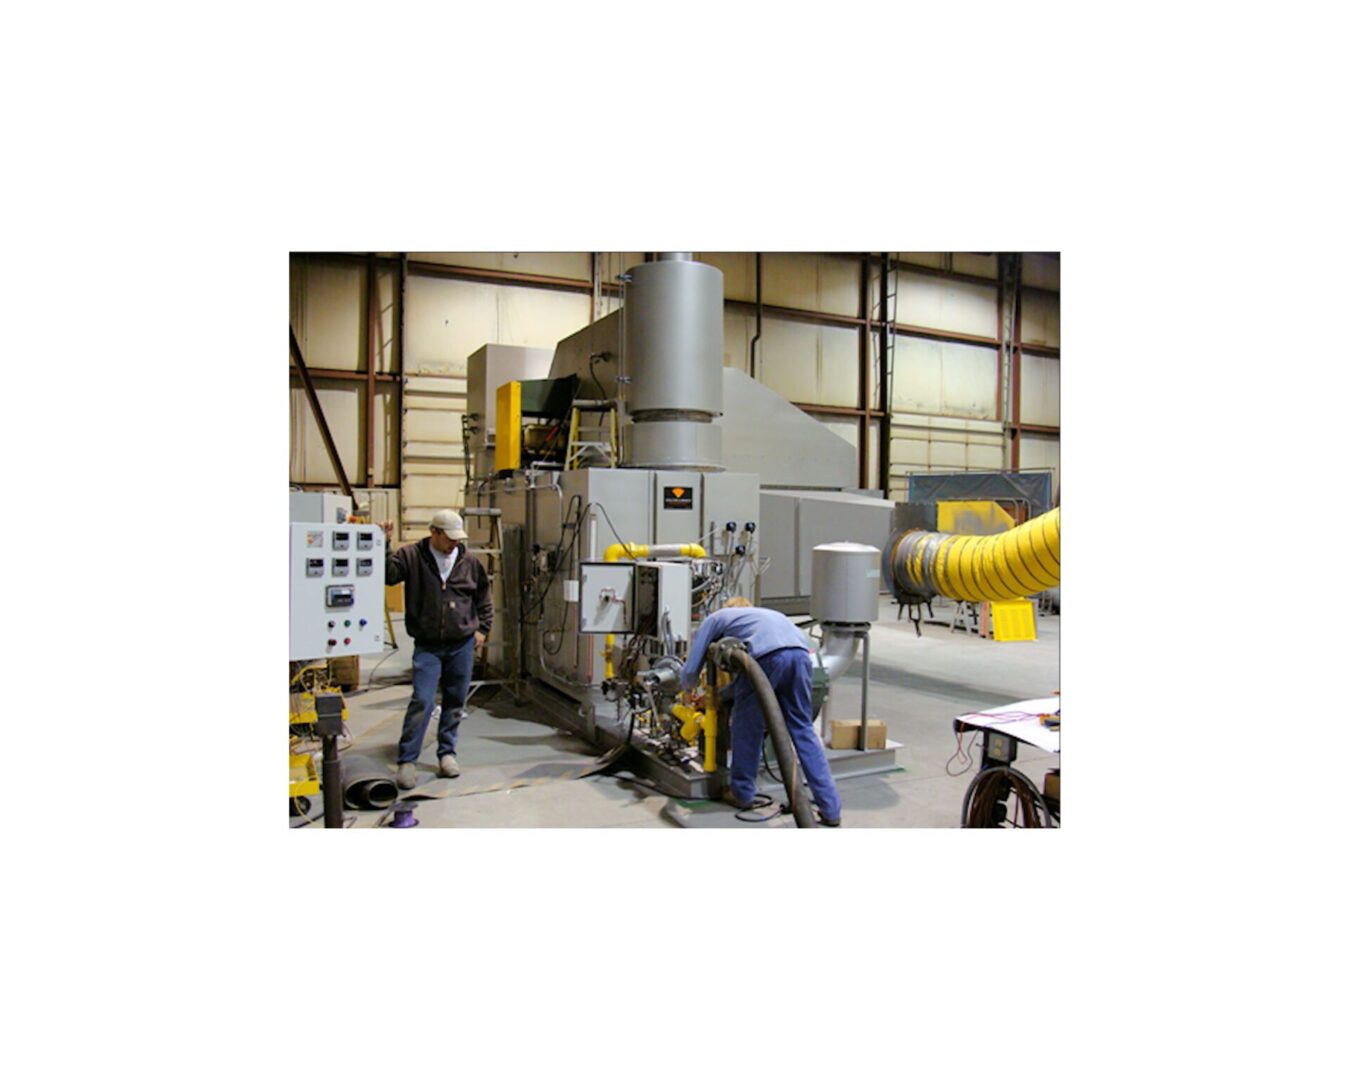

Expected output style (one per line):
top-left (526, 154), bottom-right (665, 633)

top-left (817, 627), bottom-right (862, 680)
top-left (602, 541), bottom-right (708, 678)
top-left (886, 507), bottom-right (1060, 603)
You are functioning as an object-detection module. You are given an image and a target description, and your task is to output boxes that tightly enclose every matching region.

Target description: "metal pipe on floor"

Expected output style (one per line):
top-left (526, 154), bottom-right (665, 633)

top-left (322, 734), bottom-right (344, 828)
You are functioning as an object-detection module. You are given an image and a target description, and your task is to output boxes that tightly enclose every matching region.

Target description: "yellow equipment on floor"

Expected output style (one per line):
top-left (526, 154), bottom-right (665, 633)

top-left (990, 598), bottom-right (1038, 642)
top-left (289, 663), bottom-right (348, 803)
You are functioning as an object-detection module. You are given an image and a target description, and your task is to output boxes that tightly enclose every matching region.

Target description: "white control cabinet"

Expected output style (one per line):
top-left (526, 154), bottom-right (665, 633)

top-left (289, 491), bottom-right (354, 524)
top-left (578, 562), bottom-right (635, 634)
top-left (290, 522), bottom-right (386, 660)
top-left (635, 562), bottom-right (691, 642)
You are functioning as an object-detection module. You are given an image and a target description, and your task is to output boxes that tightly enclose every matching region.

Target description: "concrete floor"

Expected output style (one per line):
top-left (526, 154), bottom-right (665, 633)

top-left (307, 599), bottom-right (1059, 828)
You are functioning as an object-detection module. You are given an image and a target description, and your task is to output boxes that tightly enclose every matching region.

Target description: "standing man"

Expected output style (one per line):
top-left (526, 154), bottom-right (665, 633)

top-left (680, 597), bottom-right (842, 826)
top-left (381, 510), bottom-right (493, 789)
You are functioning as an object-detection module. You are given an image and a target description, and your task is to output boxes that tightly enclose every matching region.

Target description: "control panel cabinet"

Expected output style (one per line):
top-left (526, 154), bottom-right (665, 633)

top-left (290, 523), bottom-right (385, 660)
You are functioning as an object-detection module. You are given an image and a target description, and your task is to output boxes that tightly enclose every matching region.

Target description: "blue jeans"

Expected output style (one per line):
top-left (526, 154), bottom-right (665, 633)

top-left (397, 638), bottom-right (476, 764)
top-left (728, 647), bottom-right (842, 822)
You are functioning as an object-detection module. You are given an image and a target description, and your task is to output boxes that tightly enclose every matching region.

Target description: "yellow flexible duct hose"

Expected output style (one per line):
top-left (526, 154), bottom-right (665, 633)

top-left (890, 507), bottom-right (1059, 603)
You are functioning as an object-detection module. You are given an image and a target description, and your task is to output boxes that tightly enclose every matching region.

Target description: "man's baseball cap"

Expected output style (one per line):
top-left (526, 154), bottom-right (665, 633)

top-left (429, 509), bottom-right (468, 540)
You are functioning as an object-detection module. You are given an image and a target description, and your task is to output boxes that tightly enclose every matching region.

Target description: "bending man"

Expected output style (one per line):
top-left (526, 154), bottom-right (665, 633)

top-left (680, 598), bottom-right (842, 826)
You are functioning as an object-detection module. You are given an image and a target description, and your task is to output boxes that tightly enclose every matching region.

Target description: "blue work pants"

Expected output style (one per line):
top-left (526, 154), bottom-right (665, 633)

top-left (397, 638), bottom-right (475, 763)
top-left (728, 647), bottom-right (842, 821)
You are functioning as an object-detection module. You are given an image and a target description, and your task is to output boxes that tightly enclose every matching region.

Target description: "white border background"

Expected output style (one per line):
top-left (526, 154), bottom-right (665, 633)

top-left (6, 3), bottom-right (1340, 1076)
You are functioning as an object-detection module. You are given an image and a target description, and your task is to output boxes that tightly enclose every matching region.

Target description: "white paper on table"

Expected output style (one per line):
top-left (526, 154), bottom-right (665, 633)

top-left (955, 696), bottom-right (1060, 755)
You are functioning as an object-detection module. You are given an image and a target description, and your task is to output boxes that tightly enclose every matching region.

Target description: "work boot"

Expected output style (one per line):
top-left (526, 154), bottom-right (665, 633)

top-left (396, 762), bottom-right (417, 790)
top-left (438, 754), bottom-right (461, 779)
top-left (722, 790), bottom-right (752, 810)
top-left (819, 814), bottom-right (841, 827)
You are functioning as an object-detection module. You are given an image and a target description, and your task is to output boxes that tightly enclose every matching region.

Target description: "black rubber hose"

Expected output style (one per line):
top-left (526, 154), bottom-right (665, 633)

top-left (340, 754), bottom-right (400, 811)
top-left (726, 651), bottom-right (817, 828)
top-left (960, 765), bottom-right (1048, 828)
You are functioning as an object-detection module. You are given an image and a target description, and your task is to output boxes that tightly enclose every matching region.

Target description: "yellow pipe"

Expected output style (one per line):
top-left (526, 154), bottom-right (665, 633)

top-left (674, 703), bottom-right (702, 742)
top-left (602, 541), bottom-right (706, 562)
top-left (601, 540), bottom-right (707, 678)
top-left (890, 507), bottom-right (1060, 603)
top-left (674, 694), bottom-right (718, 773)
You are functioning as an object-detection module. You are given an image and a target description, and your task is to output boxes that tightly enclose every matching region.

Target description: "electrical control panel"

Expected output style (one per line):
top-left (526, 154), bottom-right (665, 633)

top-left (289, 491), bottom-right (354, 524)
top-left (634, 561), bottom-right (692, 642)
top-left (290, 522), bottom-right (385, 660)
top-left (578, 562), bottom-right (635, 634)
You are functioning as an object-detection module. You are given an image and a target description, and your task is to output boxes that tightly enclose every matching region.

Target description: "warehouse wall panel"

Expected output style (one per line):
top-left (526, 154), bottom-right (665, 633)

top-left (891, 337), bottom-right (999, 419)
top-left (405, 277), bottom-right (589, 375)
top-left (759, 318), bottom-right (859, 407)
top-left (291, 258), bottom-right (364, 372)
top-left (951, 253), bottom-right (998, 279)
top-left (401, 369), bottom-right (468, 536)
top-left (698, 252), bottom-right (756, 303)
top-left (410, 252), bottom-right (591, 279)
top-left (1019, 353), bottom-right (1060, 427)
top-left (896, 252), bottom-right (947, 271)
top-left (372, 384), bottom-right (399, 486)
top-left (290, 256), bottom-right (400, 374)
top-left (1021, 253), bottom-right (1060, 292)
top-left (891, 269), bottom-right (999, 339)
top-left (1018, 434), bottom-right (1060, 494)
top-left (723, 309), bottom-right (753, 373)
top-left (1019, 288), bottom-right (1060, 347)
top-left (887, 413), bottom-right (1005, 499)
top-left (496, 286), bottom-right (591, 351)
top-left (290, 381), bottom-right (363, 485)
top-left (761, 253), bottom-right (860, 317)
top-left (760, 318), bottom-right (819, 403)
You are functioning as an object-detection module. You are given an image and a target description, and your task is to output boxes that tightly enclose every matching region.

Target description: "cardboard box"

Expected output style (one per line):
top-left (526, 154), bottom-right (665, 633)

top-left (830, 719), bottom-right (887, 750)
top-left (328, 655), bottom-right (360, 691)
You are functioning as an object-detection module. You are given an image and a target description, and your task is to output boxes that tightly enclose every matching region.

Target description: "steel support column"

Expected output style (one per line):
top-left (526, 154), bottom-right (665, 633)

top-left (365, 254), bottom-right (378, 487)
top-left (750, 253), bottom-right (763, 381)
top-left (590, 252), bottom-right (601, 323)
top-left (1012, 269), bottom-right (1025, 470)
top-left (878, 254), bottom-right (891, 498)
top-left (858, 255), bottom-right (871, 489)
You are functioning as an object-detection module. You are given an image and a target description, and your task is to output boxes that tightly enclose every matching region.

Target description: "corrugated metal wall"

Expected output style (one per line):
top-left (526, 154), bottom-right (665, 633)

top-left (400, 274), bottom-right (590, 535)
top-left (289, 253), bottom-right (1059, 527)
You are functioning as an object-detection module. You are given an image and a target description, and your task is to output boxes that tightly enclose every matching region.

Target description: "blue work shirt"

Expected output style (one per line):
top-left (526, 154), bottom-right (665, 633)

top-left (680, 606), bottom-right (811, 689)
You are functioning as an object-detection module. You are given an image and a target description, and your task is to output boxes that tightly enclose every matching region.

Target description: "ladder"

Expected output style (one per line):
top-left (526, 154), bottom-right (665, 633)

top-left (565, 400), bottom-right (618, 470)
top-left (461, 507), bottom-right (504, 579)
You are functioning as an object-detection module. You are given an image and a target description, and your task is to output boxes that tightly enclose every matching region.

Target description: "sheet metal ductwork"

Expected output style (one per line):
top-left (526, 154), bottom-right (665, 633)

top-left (622, 257), bottom-right (724, 470)
top-left (817, 628), bottom-right (862, 680)
top-left (883, 508), bottom-right (1060, 603)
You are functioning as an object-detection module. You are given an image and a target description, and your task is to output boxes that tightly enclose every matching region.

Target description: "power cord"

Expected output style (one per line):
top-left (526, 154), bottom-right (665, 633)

top-left (961, 765), bottom-right (1051, 828)
top-left (734, 793), bottom-right (785, 823)
top-left (945, 728), bottom-right (982, 776)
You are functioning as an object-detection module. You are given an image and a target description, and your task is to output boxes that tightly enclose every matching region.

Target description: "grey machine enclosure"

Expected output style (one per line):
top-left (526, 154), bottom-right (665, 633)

top-left (623, 258), bottom-right (724, 470)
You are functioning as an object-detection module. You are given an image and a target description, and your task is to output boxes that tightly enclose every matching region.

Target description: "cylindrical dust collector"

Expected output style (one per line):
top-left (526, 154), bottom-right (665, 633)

top-left (622, 257), bottom-right (724, 470)
top-left (810, 542), bottom-right (881, 625)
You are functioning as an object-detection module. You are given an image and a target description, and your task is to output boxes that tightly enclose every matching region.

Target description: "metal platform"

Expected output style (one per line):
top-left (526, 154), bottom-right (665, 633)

top-left (517, 674), bottom-right (900, 801)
